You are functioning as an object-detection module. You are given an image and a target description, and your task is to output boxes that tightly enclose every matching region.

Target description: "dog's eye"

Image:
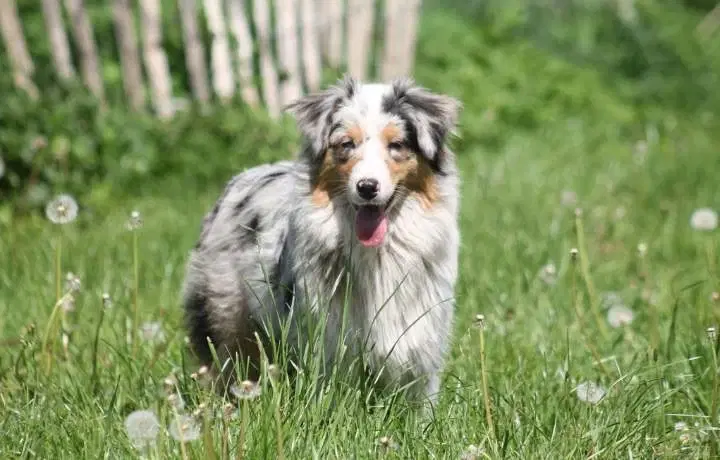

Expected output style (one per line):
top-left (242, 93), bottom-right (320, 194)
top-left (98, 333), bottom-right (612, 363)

top-left (341, 140), bottom-right (355, 150)
top-left (388, 142), bottom-right (403, 151)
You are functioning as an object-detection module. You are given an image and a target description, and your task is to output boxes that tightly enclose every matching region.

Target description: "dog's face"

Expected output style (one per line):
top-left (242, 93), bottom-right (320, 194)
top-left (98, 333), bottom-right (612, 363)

top-left (286, 76), bottom-right (461, 248)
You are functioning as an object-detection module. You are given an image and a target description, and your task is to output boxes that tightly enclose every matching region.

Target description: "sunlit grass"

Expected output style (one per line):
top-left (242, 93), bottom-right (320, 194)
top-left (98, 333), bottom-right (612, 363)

top-left (1, 109), bottom-right (719, 458)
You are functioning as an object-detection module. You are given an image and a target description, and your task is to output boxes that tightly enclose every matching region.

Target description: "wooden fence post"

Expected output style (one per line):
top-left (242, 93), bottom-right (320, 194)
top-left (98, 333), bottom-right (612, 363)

top-left (139, 0), bottom-right (174, 118)
top-left (41, 0), bottom-right (76, 81)
top-left (178, 0), bottom-right (212, 107)
top-left (64, 0), bottom-right (106, 103)
top-left (346, 0), bottom-right (374, 80)
top-left (112, 0), bottom-right (146, 111)
top-left (300, 0), bottom-right (322, 91)
top-left (276, 0), bottom-right (303, 106)
top-left (0, 0), bottom-right (39, 99)
top-left (227, 0), bottom-right (260, 106)
top-left (253, 0), bottom-right (280, 116)
top-left (204, 0), bottom-right (236, 102)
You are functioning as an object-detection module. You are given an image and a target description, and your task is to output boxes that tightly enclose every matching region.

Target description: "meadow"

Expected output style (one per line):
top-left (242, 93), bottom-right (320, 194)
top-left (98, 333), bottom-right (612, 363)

top-left (2, 2), bottom-right (720, 458)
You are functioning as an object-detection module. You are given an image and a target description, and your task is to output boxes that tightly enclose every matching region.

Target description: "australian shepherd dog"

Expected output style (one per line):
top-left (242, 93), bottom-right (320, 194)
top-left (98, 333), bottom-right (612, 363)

top-left (182, 75), bottom-right (462, 407)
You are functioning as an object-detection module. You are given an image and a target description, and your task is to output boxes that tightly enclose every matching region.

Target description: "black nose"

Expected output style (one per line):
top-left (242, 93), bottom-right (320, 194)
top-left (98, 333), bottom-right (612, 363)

top-left (356, 178), bottom-right (379, 200)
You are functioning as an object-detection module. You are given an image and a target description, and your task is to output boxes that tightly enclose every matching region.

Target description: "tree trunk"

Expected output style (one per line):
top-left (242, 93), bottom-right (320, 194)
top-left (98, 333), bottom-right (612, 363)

top-left (64, 0), bottom-right (105, 103)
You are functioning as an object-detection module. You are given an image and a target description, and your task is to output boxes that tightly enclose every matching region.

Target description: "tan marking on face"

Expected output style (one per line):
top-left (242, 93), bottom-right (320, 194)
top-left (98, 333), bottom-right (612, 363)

top-left (387, 151), bottom-right (438, 210)
top-left (346, 124), bottom-right (365, 145)
top-left (381, 123), bottom-right (403, 145)
top-left (311, 147), bottom-right (360, 207)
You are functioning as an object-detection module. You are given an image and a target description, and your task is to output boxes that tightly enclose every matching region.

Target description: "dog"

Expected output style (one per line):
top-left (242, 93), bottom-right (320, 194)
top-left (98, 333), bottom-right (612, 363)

top-left (182, 75), bottom-right (461, 406)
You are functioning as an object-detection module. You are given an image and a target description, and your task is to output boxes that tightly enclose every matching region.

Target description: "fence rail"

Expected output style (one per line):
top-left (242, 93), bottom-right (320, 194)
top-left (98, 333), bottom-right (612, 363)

top-left (0, 0), bottom-right (422, 119)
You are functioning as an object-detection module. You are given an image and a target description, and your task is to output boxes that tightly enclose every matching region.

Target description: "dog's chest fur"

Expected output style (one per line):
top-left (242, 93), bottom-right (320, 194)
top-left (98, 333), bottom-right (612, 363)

top-left (283, 192), bottom-right (458, 386)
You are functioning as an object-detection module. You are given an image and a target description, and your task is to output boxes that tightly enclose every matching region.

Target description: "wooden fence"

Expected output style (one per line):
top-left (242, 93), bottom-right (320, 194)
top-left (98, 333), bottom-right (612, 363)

top-left (0, 0), bottom-right (422, 119)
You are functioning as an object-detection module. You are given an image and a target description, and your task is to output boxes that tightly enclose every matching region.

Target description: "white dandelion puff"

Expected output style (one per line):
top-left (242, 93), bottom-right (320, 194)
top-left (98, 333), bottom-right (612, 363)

top-left (607, 304), bottom-right (634, 328)
top-left (560, 190), bottom-right (577, 207)
top-left (126, 210), bottom-right (143, 231)
top-left (376, 436), bottom-right (399, 452)
top-left (690, 208), bottom-right (718, 231)
top-left (139, 321), bottom-right (166, 343)
top-left (60, 295), bottom-right (76, 313)
top-left (637, 242), bottom-right (648, 257)
top-left (102, 293), bottom-right (112, 308)
top-left (124, 409), bottom-right (161, 450)
top-left (65, 272), bottom-right (81, 293)
top-left (575, 381), bottom-right (606, 404)
top-left (167, 393), bottom-right (186, 412)
top-left (169, 414), bottom-right (201, 442)
top-left (45, 194), bottom-right (78, 224)
top-left (460, 444), bottom-right (485, 460)
top-left (538, 262), bottom-right (558, 285)
top-left (230, 380), bottom-right (262, 400)
top-left (675, 421), bottom-right (689, 432)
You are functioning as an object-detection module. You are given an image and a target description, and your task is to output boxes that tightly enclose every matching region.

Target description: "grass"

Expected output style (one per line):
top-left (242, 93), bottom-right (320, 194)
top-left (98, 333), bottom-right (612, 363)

top-left (2, 7), bottom-right (720, 460)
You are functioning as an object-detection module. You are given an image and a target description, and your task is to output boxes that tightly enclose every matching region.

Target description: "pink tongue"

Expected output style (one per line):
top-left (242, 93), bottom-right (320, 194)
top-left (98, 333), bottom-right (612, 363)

top-left (355, 207), bottom-right (388, 247)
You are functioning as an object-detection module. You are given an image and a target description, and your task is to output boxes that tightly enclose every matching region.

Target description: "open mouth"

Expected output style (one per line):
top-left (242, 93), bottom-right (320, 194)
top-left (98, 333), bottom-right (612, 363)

top-left (354, 204), bottom-right (389, 248)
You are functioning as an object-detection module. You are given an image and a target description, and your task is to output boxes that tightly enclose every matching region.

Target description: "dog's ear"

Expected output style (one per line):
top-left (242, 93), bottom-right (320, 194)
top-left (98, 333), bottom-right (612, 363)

top-left (383, 78), bottom-right (462, 172)
top-left (284, 75), bottom-right (358, 159)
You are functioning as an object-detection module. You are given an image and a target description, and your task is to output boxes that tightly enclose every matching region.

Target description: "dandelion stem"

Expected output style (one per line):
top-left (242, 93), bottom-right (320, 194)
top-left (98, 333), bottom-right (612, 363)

top-left (55, 236), bottom-right (62, 305)
top-left (41, 294), bottom-right (68, 375)
top-left (274, 388), bottom-right (285, 460)
top-left (710, 331), bottom-right (719, 457)
top-left (236, 399), bottom-right (248, 460)
top-left (131, 230), bottom-right (139, 356)
top-left (202, 405), bottom-right (218, 460)
top-left (571, 252), bottom-right (610, 378)
top-left (478, 320), bottom-right (495, 440)
top-left (574, 211), bottom-right (610, 340)
top-left (91, 302), bottom-right (106, 395)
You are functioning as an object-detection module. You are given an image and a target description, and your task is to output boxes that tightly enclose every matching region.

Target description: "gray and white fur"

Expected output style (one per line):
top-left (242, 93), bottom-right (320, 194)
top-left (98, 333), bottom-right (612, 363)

top-left (182, 75), bottom-right (462, 406)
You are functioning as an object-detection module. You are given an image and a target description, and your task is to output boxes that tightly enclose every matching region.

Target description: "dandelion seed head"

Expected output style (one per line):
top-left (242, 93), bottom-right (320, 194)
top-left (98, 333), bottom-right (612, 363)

top-left (637, 242), bottom-right (647, 257)
top-left (575, 381), bottom-right (606, 404)
top-left (473, 314), bottom-right (486, 329)
top-left (139, 321), bottom-right (166, 343)
top-left (168, 414), bottom-right (201, 442)
top-left (707, 326), bottom-right (717, 342)
top-left (65, 272), bottom-right (81, 293)
top-left (45, 194), bottom-right (78, 225)
top-left (61, 295), bottom-right (76, 313)
top-left (102, 293), bottom-right (112, 308)
top-left (126, 210), bottom-right (143, 231)
top-left (167, 393), bottom-right (185, 412)
top-left (267, 364), bottom-right (281, 381)
top-left (230, 380), bottom-right (261, 400)
top-left (560, 190), bottom-right (577, 207)
top-left (607, 304), bottom-right (634, 328)
top-left (690, 208), bottom-right (718, 231)
top-left (570, 248), bottom-right (579, 260)
top-left (675, 421), bottom-right (689, 432)
top-left (376, 436), bottom-right (399, 452)
top-left (538, 262), bottom-right (557, 285)
top-left (124, 409), bottom-right (160, 450)
top-left (460, 444), bottom-right (485, 460)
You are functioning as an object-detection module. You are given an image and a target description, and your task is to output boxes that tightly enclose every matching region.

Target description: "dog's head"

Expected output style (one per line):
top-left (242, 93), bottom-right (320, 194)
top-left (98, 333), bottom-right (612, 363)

top-left (285, 75), bottom-right (461, 248)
